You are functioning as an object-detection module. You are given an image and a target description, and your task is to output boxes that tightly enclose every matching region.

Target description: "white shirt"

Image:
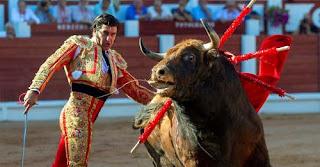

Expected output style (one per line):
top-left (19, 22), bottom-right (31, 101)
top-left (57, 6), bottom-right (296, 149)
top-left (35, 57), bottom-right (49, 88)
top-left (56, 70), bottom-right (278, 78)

top-left (214, 8), bottom-right (240, 22)
top-left (52, 6), bottom-right (72, 23)
top-left (11, 8), bottom-right (40, 24)
top-left (147, 6), bottom-right (172, 20)
top-left (71, 6), bottom-right (95, 23)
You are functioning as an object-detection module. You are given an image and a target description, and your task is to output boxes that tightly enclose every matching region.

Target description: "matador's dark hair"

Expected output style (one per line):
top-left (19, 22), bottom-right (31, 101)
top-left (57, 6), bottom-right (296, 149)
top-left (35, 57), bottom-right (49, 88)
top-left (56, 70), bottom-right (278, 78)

top-left (91, 14), bottom-right (119, 31)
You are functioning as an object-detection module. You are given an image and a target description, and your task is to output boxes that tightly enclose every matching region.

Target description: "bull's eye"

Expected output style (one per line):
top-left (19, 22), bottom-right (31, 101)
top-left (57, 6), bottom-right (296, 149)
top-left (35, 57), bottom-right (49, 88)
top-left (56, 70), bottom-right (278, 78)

top-left (182, 54), bottom-right (195, 63)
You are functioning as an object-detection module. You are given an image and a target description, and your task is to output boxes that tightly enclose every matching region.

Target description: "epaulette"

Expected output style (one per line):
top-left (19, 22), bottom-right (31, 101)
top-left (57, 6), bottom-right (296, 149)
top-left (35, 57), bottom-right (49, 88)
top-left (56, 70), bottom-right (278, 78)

top-left (66, 35), bottom-right (93, 49)
top-left (110, 50), bottom-right (127, 69)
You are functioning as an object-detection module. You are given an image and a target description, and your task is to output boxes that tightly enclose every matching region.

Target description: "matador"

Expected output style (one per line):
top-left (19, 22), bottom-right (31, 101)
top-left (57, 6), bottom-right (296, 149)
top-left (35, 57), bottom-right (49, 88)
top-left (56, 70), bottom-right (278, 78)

top-left (23, 14), bottom-right (154, 167)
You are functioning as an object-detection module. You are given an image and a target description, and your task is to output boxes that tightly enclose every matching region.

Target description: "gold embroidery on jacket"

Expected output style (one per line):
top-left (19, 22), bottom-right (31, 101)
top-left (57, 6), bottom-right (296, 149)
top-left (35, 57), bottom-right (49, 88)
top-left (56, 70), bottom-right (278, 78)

top-left (29, 36), bottom-right (77, 93)
top-left (29, 35), bottom-right (131, 94)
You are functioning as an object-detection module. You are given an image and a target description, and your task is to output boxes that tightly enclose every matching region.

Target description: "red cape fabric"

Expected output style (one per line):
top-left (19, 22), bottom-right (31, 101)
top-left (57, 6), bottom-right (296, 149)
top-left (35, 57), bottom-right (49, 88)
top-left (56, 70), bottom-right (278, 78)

top-left (240, 35), bottom-right (292, 112)
top-left (52, 135), bottom-right (67, 167)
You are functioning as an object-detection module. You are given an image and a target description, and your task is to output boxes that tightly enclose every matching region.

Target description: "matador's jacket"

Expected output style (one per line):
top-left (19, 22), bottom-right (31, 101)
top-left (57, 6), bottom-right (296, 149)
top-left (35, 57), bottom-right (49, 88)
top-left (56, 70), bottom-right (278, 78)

top-left (28, 35), bottom-right (154, 167)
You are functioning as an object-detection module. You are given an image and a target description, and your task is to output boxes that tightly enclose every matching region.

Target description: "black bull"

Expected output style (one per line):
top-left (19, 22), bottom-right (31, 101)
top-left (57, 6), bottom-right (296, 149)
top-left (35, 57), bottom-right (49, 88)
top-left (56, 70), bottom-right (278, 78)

top-left (133, 21), bottom-right (271, 167)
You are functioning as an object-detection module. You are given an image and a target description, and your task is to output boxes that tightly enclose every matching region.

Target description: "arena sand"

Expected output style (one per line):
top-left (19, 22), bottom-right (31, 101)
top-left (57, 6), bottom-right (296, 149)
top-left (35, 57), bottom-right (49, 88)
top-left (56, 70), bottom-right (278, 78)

top-left (1, 114), bottom-right (319, 167)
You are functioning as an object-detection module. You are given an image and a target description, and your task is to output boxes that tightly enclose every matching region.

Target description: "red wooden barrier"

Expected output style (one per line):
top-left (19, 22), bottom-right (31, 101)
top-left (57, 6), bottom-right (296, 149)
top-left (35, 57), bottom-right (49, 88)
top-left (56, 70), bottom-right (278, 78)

top-left (139, 21), bottom-right (244, 36)
top-left (0, 34), bottom-right (318, 101)
top-left (31, 23), bottom-right (124, 37)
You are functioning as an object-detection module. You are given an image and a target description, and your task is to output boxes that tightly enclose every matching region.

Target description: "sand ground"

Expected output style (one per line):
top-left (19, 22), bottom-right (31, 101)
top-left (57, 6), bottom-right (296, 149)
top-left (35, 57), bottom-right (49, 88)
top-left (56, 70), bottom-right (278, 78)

top-left (1, 114), bottom-right (319, 167)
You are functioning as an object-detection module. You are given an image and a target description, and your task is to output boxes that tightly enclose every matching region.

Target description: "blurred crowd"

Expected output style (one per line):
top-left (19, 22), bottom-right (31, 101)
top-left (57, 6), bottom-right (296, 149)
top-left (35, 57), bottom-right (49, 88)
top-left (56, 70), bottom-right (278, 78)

top-left (4, 0), bottom-right (319, 38)
top-left (5, 0), bottom-right (248, 38)
top-left (8, 0), bottom-right (246, 25)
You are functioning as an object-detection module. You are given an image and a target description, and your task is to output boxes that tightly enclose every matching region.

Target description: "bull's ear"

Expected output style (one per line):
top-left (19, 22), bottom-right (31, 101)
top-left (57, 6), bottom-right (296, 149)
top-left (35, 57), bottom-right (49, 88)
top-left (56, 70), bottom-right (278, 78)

top-left (201, 19), bottom-right (220, 50)
top-left (205, 49), bottom-right (219, 68)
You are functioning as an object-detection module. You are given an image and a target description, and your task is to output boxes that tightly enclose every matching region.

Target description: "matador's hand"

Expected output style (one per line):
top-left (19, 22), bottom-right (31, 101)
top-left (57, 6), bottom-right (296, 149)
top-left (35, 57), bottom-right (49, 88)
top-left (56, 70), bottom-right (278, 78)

top-left (23, 90), bottom-right (39, 112)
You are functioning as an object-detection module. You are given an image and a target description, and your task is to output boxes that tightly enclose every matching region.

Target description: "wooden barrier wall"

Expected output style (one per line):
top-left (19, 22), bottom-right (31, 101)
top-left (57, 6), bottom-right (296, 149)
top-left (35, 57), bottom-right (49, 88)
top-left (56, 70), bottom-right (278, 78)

top-left (30, 21), bottom-right (242, 37)
top-left (0, 35), bottom-right (318, 101)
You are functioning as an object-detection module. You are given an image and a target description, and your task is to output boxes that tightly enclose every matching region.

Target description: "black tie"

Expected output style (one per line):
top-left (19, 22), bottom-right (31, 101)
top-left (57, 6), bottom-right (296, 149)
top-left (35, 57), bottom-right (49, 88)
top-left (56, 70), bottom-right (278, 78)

top-left (102, 50), bottom-right (112, 77)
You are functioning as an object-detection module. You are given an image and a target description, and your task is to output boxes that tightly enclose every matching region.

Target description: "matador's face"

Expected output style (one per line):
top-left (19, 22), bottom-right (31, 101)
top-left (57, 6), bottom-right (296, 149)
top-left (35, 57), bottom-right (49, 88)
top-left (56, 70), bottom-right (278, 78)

top-left (94, 24), bottom-right (117, 51)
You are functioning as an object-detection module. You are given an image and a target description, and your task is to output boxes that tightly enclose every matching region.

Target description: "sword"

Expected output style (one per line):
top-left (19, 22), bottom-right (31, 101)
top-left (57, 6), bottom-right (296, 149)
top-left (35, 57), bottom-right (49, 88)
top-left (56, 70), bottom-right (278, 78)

top-left (21, 105), bottom-right (31, 167)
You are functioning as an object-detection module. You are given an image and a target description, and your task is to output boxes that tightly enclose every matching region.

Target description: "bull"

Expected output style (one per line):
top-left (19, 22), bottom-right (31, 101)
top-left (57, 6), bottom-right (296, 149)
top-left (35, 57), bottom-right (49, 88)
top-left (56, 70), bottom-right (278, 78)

top-left (133, 21), bottom-right (272, 167)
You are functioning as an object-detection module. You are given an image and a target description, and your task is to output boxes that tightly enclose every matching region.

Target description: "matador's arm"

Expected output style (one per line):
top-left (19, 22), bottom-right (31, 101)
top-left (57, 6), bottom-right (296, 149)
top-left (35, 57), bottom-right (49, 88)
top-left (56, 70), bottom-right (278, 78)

top-left (28, 36), bottom-right (80, 93)
top-left (117, 69), bottom-right (155, 105)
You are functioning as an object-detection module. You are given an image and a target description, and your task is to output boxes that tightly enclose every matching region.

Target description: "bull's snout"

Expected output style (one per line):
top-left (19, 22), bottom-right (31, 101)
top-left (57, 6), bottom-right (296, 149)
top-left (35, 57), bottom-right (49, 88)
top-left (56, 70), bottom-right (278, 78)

top-left (151, 65), bottom-right (175, 84)
top-left (155, 65), bottom-right (169, 78)
top-left (157, 68), bottom-right (166, 76)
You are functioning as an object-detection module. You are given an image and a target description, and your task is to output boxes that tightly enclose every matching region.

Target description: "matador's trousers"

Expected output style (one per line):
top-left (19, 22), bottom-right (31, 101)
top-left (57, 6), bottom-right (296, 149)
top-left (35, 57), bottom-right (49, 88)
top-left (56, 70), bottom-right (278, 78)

top-left (52, 84), bottom-right (108, 167)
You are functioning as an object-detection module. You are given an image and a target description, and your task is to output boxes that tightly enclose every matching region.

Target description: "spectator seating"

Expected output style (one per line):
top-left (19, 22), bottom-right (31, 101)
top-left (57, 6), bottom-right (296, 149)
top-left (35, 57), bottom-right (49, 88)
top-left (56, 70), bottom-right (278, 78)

top-left (0, 4), bottom-right (4, 32)
top-left (116, 4), bottom-right (129, 22)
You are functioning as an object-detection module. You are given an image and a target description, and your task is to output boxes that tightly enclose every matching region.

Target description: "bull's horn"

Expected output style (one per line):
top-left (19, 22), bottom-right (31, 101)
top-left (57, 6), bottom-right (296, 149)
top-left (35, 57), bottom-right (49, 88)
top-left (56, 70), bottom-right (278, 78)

top-left (139, 38), bottom-right (165, 61)
top-left (201, 19), bottom-right (220, 50)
